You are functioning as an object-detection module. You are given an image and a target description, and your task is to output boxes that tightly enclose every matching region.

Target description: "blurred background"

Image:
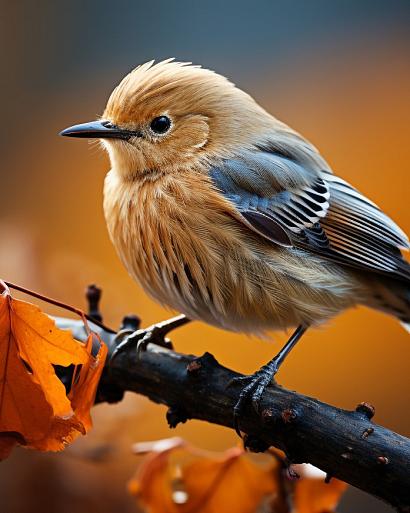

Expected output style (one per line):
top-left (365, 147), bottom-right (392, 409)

top-left (1, 0), bottom-right (409, 511)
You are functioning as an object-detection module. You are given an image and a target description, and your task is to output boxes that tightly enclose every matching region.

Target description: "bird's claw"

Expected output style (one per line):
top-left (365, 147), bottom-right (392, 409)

top-left (229, 362), bottom-right (278, 437)
top-left (110, 324), bottom-right (173, 363)
top-left (135, 325), bottom-right (173, 355)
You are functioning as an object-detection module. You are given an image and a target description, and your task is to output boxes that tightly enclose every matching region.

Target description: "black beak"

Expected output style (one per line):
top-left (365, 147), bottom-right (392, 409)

top-left (59, 120), bottom-right (141, 140)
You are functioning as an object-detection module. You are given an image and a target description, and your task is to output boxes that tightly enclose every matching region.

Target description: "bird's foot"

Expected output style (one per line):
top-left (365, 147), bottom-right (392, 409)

top-left (110, 324), bottom-right (173, 363)
top-left (110, 314), bottom-right (189, 363)
top-left (229, 360), bottom-right (279, 436)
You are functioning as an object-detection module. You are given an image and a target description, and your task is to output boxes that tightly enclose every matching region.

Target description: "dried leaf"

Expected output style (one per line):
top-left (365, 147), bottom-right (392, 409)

top-left (0, 283), bottom-right (107, 457)
top-left (130, 438), bottom-right (185, 512)
top-left (182, 447), bottom-right (277, 513)
top-left (129, 440), bottom-right (348, 513)
top-left (69, 332), bottom-right (108, 431)
top-left (293, 464), bottom-right (348, 513)
top-left (128, 439), bottom-right (278, 513)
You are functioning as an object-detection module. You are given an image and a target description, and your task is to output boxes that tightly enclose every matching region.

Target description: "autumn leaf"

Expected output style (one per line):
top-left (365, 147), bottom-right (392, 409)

top-left (128, 438), bottom-right (348, 513)
top-left (69, 332), bottom-right (108, 431)
top-left (183, 447), bottom-right (277, 513)
top-left (0, 281), bottom-right (107, 456)
top-left (129, 438), bottom-right (188, 513)
top-left (292, 464), bottom-right (348, 513)
top-left (128, 438), bottom-right (278, 513)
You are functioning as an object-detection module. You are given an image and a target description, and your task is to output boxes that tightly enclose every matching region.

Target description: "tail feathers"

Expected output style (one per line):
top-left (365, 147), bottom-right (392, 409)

top-left (366, 276), bottom-right (410, 330)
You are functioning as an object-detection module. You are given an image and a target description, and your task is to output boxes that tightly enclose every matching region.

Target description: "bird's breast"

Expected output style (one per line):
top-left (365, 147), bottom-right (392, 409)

top-left (103, 169), bottom-right (358, 334)
top-left (103, 169), bottom-right (244, 320)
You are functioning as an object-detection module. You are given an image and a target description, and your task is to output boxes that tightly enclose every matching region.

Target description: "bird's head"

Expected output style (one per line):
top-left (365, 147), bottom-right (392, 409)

top-left (61, 59), bottom-right (274, 180)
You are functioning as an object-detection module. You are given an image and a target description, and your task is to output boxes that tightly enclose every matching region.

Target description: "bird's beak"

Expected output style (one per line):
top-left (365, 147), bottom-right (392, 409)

top-left (59, 120), bottom-right (141, 140)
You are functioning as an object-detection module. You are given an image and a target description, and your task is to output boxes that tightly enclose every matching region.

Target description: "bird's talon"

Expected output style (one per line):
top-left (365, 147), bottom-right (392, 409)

top-left (251, 383), bottom-right (267, 413)
top-left (230, 365), bottom-right (279, 435)
top-left (227, 374), bottom-right (251, 389)
top-left (110, 321), bottom-right (180, 364)
top-left (136, 338), bottom-right (148, 356)
top-left (110, 329), bottom-right (140, 362)
top-left (134, 326), bottom-right (172, 356)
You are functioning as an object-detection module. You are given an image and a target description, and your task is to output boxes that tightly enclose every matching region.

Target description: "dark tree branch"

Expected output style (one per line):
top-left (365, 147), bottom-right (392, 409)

top-left (55, 316), bottom-right (410, 512)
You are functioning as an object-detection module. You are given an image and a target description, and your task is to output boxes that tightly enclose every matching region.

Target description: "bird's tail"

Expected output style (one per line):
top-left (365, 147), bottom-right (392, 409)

top-left (365, 276), bottom-right (410, 332)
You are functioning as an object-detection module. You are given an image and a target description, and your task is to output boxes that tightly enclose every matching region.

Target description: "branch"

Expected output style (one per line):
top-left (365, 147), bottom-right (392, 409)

top-left (56, 315), bottom-right (410, 512)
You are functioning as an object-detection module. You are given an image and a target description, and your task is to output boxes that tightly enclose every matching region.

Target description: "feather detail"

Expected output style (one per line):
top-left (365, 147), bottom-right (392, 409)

top-left (319, 173), bottom-right (410, 278)
top-left (323, 172), bottom-right (409, 249)
top-left (209, 148), bottom-right (410, 281)
top-left (209, 152), bottom-right (331, 245)
top-left (98, 59), bottom-right (409, 335)
top-left (103, 167), bottom-right (360, 335)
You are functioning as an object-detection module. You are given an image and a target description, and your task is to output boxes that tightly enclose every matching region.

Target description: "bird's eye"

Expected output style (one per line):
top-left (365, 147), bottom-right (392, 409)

top-left (150, 116), bottom-right (171, 134)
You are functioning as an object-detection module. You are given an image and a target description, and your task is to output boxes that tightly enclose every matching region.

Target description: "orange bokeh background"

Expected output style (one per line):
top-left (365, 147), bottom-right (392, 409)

top-left (0, 2), bottom-right (408, 512)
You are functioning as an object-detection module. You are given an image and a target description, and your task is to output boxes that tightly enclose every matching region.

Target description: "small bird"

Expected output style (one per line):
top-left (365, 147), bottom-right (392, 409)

top-left (61, 59), bottom-right (409, 427)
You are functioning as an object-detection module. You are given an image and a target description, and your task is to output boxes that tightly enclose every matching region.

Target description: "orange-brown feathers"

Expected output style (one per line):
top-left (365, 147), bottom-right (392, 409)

top-left (101, 59), bottom-right (366, 334)
top-left (101, 60), bottom-right (285, 181)
top-left (103, 166), bottom-right (360, 334)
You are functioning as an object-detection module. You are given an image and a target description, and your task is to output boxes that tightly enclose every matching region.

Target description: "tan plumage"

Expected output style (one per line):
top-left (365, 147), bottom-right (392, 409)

top-left (64, 59), bottom-right (410, 338)
top-left (104, 164), bottom-right (360, 334)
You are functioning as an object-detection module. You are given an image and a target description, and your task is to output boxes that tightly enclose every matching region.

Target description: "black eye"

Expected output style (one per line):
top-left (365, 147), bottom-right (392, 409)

top-left (150, 116), bottom-right (171, 134)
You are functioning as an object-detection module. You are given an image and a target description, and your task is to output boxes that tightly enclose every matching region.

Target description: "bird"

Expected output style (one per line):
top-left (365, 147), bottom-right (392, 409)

top-left (61, 59), bottom-right (410, 430)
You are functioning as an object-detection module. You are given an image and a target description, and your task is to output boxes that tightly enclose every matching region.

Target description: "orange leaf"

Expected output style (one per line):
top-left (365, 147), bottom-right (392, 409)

top-left (129, 440), bottom-right (349, 513)
top-left (182, 447), bottom-right (278, 513)
top-left (128, 438), bottom-right (278, 513)
top-left (129, 438), bottom-right (187, 513)
top-left (0, 283), bottom-right (105, 456)
top-left (293, 464), bottom-right (348, 513)
top-left (69, 332), bottom-right (108, 431)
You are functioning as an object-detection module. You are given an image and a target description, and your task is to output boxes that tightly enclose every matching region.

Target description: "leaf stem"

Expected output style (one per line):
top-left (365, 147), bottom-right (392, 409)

top-left (2, 280), bottom-right (116, 334)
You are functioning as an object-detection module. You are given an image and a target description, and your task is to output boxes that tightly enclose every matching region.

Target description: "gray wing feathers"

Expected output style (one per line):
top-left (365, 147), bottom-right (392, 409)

top-left (210, 151), bottom-right (330, 243)
top-left (210, 149), bottom-right (410, 280)
top-left (321, 173), bottom-right (410, 277)
top-left (324, 173), bottom-right (409, 249)
top-left (210, 151), bottom-right (316, 194)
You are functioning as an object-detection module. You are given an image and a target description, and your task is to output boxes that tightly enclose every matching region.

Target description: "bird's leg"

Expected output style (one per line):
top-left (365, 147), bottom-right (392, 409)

top-left (111, 314), bottom-right (190, 362)
top-left (230, 325), bottom-right (308, 436)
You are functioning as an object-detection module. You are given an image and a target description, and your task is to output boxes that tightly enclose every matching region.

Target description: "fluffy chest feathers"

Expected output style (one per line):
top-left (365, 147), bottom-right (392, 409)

top-left (103, 169), bottom-right (243, 316)
top-left (103, 168), bottom-right (357, 333)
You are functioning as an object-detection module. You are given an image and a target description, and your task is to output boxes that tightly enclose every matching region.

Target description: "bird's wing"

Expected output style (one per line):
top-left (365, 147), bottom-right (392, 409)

top-left (209, 150), bottom-right (410, 279)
